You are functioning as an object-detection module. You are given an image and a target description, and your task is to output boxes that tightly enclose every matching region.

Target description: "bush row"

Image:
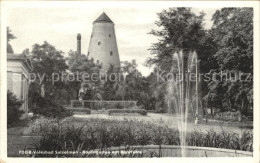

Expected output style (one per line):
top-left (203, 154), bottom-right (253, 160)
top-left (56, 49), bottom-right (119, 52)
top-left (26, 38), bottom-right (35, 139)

top-left (67, 108), bottom-right (91, 114)
top-left (107, 109), bottom-right (147, 115)
top-left (83, 101), bottom-right (136, 110)
top-left (214, 111), bottom-right (248, 122)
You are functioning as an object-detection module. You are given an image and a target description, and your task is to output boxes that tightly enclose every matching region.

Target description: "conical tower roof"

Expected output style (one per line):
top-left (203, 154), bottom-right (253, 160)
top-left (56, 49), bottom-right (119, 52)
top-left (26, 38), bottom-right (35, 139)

top-left (94, 12), bottom-right (114, 23)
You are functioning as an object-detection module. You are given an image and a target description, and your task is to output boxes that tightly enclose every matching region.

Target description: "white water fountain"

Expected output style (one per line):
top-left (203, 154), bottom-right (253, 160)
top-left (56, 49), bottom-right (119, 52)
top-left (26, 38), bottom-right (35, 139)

top-left (167, 50), bottom-right (199, 157)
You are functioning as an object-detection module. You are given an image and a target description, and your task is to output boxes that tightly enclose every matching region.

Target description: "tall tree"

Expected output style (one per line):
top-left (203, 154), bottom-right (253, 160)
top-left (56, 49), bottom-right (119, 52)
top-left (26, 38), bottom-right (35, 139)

top-left (102, 64), bottom-right (120, 100)
top-left (211, 8), bottom-right (253, 73)
top-left (206, 8), bottom-right (253, 114)
top-left (102, 61), bottom-right (147, 105)
top-left (147, 8), bottom-right (216, 112)
top-left (147, 8), bottom-right (207, 71)
top-left (66, 50), bottom-right (100, 100)
top-left (30, 41), bottom-right (68, 99)
top-left (7, 27), bottom-right (16, 53)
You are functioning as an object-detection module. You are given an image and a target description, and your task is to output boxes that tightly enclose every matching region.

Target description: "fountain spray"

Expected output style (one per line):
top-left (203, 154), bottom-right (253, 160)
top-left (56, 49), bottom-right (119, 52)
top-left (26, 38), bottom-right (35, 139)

top-left (168, 50), bottom-right (199, 157)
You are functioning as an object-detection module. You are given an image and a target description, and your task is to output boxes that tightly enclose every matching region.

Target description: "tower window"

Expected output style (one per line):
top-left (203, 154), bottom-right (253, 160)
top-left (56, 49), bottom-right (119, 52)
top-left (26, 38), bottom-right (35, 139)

top-left (110, 51), bottom-right (113, 56)
top-left (98, 42), bottom-right (101, 45)
top-left (109, 34), bottom-right (111, 37)
top-left (91, 34), bottom-right (93, 38)
top-left (97, 60), bottom-right (99, 64)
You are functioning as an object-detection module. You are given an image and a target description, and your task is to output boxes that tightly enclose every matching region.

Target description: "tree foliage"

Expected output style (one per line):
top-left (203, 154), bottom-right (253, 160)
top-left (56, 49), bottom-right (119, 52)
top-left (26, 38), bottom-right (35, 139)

top-left (146, 7), bottom-right (253, 115)
top-left (7, 27), bottom-right (16, 53)
top-left (211, 8), bottom-right (253, 73)
top-left (103, 61), bottom-right (144, 101)
top-left (29, 41), bottom-right (71, 116)
top-left (206, 8), bottom-right (253, 114)
top-left (147, 8), bottom-right (206, 71)
top-left (66, 50), bottom-right (101, 101)
top-left (30, 41), bottom-right (68, 99)
top-left (22, 7), bottom-right (253, 118)
top-left (147, 8), bottom-right (214, 112)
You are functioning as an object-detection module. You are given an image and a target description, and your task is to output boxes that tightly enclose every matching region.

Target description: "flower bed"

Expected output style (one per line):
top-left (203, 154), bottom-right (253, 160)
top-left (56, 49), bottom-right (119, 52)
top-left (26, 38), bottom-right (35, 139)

top-left (27, 117), bottom-right (253, 157)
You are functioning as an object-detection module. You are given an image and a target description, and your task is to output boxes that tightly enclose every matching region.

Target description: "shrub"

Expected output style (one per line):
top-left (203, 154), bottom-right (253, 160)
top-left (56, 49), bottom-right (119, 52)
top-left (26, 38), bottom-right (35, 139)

top-left (108, 109), bottom-right (147, 115)
top-left (83, 101), bottom-right (136, 110)
top-left (239, 130), bottom-right (253, 151)
top-left (7, 91), bottom-right (24, 126)
top-left (91, 109), bottom-right (108, 114)
top-left (186, 129), bottom-right (253, 151)
top-left (30, 94), bottom-right (72, 119)
top-left (113, 102), bottom-right (124, 109)
top-left (214, 111), bottom-right (248, 122)
top-left (146, 110), bottom-right (165, 113)
top-left (67, 108), bottom-right (91, 114)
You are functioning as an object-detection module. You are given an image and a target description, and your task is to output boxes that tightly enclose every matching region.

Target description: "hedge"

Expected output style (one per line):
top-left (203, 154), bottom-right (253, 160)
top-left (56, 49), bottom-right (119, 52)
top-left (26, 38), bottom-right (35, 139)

top-left (67, 108), bottom-right (91, 114)
top-left (108, 109), bottom-right (147, 116)
top-left (214, 111), bottom-right (248, 122)
top-left (83, 101), bottom-right (136, 110)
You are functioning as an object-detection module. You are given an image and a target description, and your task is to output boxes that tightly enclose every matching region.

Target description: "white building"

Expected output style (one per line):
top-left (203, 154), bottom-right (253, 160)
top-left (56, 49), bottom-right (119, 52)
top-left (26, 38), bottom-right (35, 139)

top-left (7, 53), bottom-right (32, 118)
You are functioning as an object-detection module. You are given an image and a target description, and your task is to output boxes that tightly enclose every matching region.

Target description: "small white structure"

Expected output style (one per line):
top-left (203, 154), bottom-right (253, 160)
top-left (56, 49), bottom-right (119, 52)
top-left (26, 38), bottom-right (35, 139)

top-left (7, 53), bottom-right (32, 118)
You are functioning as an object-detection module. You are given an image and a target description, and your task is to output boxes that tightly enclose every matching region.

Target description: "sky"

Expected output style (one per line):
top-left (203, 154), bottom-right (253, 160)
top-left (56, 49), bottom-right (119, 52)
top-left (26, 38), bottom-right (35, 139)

top-left (7, 6), bottom-right (218, 76)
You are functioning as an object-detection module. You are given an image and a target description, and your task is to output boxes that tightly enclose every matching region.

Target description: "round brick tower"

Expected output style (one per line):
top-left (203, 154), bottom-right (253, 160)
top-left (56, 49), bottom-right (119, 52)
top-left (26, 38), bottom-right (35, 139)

top-left (87, 12), bottom-right (120, 72)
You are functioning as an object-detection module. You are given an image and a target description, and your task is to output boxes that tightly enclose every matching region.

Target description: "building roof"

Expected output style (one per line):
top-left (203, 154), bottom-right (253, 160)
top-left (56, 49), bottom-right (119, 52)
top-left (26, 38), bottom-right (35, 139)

top-left (7, 53), bottom-right (33, 72)
top-left (7, 53), bottom-right (27, 60)
top-left (94, 12), bottom-right (113, 24)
